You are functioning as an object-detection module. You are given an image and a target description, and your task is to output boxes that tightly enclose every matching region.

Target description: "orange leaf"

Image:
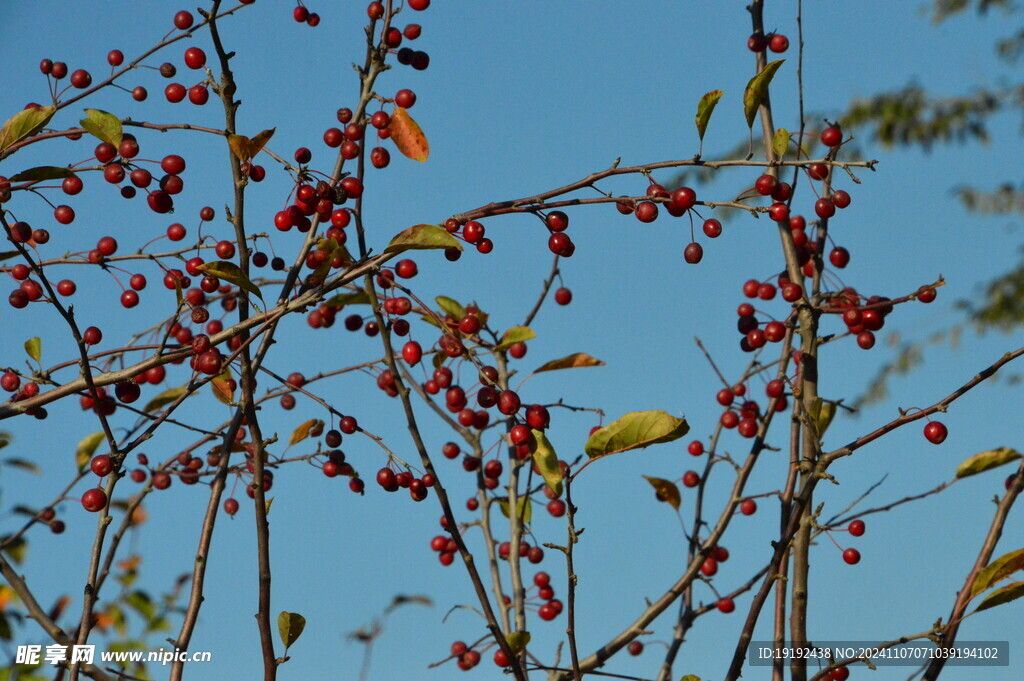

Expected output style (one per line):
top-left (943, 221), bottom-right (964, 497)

top-left (388, 108), bottom-right (429, 162)
top-left (227, 128), bottom-right (276, 163)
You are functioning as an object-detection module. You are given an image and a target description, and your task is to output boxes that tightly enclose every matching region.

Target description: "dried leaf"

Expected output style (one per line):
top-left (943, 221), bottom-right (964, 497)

top-left (228, 128), bottom-right (276, 163)
top-left (290, 419), bottom-right (324, 446)
top-left (643, 475), bottom-right (681, 510)
top-left (534, 353), bottom-right (605, 374)
top-left (211, 368), bottom-right (234, 405)
top-left (388, 107), bottom-right (429, 162)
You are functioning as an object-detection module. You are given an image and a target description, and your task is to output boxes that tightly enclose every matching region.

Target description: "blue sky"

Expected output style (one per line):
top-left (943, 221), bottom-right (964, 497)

top-left (1, 2), bottom-right (1022, 680)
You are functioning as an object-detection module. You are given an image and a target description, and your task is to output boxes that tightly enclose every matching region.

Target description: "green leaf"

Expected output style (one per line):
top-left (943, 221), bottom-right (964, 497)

top-left (506, 631), bottom-right (531, 655)
top-left (695, 90), bottom-right (724, 141)
top-left (324, 290), bottom-right (371, 309)
top-left (971, 548), bottom-right (1024, 597)
top-left (680, 676), bottom-right (702, 681)
top-left (809, 398), bottom-right (837, 437)
top-left (956, 447), bottom-right (1022, 479)
top-left (3, 458), bottom-right (40, 474)
top-left (125, 591), bottom-right (156, 620)
top-left (495, 326), bottom-right (536, 351)
top-left (643, 475), bottom-right (681, 510)
top-left (497, 497), bottom-right (532, 524)
top-left (143, 386), bottom-right (187, 413)
top-left (772, 128), bottom-right (790, 160)
top-left (534, 352), bottom-right (605, 374)
top-left (436, 296), bottom-right (467, 320)
top-left (385, 224), bottom-right (463, 255)
top-left (277, 611), bottom-right (306, 649)
top-left (196, 261), bottom-right (264, 301)
top-left (974, 580), bottom-right (1024, 613)
top-left (24, 337), bottom-right (41, 362)
top-left (80, 109), bottom-right (123, 146)
top-left (584, 410), bottom-right (689, 459)
top-left (743, 59), bottom-right (785, 128)
top-left (0, 106), bottom-right (56, 154)
top-left (289, 419), bottom-right (324, 446)
top-left (1, 537), bottom-right (26, 564)
top-left (531, 429), bottom-right (563, 497)
top-left (76, 432), bottom-right (105, 471)
top-left (10, 166), bottom-right (76, 182)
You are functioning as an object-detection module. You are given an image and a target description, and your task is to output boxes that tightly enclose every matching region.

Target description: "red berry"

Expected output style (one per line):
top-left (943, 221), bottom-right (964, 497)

top-left (635, 201), bottom-right (659, 223)
top-left (769, 34), bottom-right (789, 53)
top-left (174, 11), bottom-right (194, 29)
top-left (821, 126), bottom-right (843, 147)
top-left (402, 340), bottom-right (422, 364)
top-left (184, 46), bottom-right (206, 69)
top-left (924, 421), bottom-right (948, 445)
top-left (842, 548), bottom-right (861, 565)
top-left (717, 597), bottom-right (736, 613)
top-left (70, 69), bottom-right (92, 89)
top-left (91, 454), bottom-right (113, 477)
top-left (627, 641), bottom-right (644, 656)
top-left (670, 186), bottom-right (697, 211)
top-left (829, 247), bottom-right (850, 269)
top-left (395, 89), bottom-right (416, 108)
top-left (848, 519), bottom-right (866, 536)
top-left (683, 242), bottom-right (703, 264)
top-left (82, 488), bottom-right (108, 512)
